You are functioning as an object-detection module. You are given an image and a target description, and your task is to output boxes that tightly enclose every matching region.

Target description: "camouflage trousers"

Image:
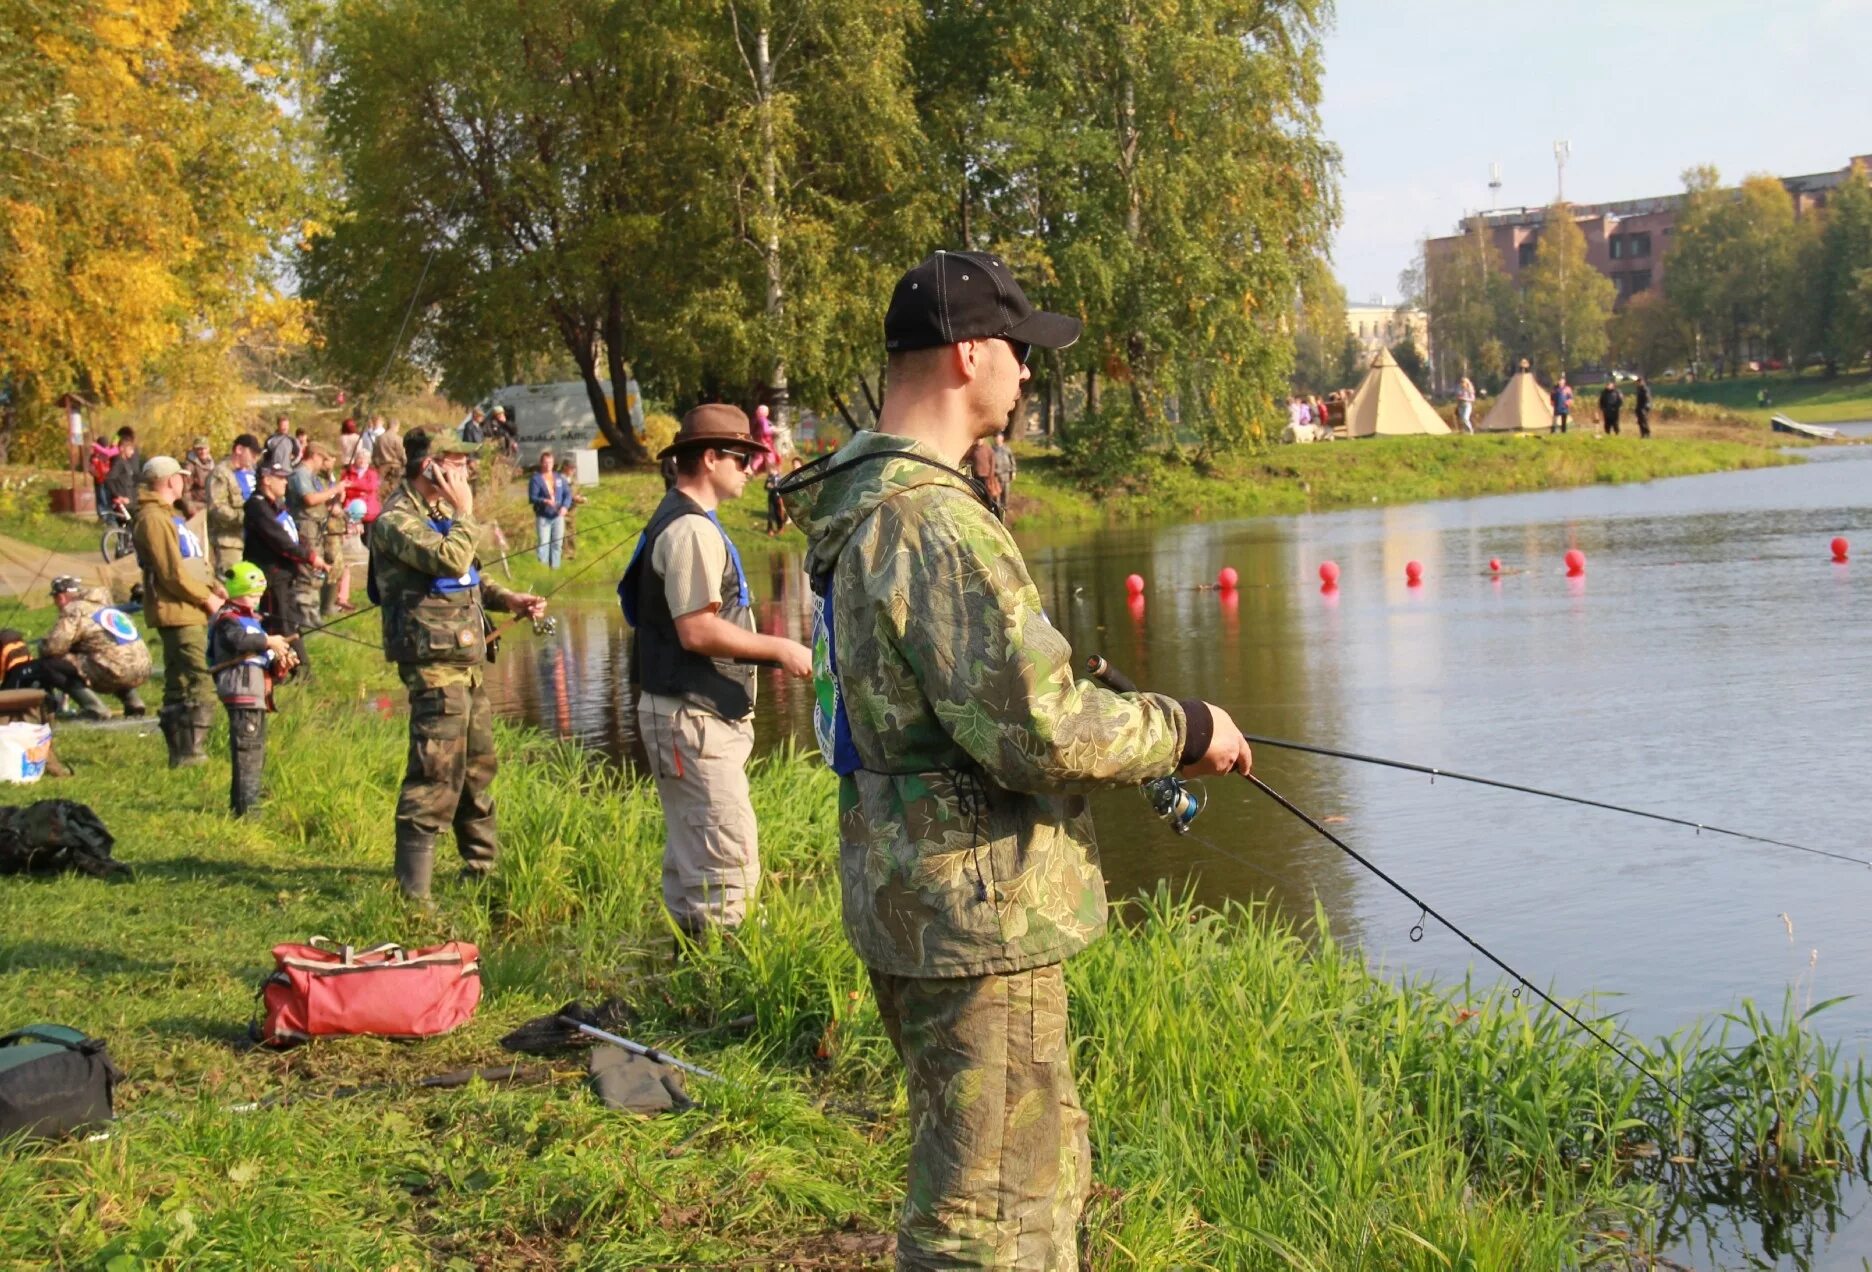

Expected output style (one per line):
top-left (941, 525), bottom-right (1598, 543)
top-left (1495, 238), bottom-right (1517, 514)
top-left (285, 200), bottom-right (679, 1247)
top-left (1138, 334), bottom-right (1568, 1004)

top-left (394, 671), bottom-right (498, 897)
top-left (868, 963), bottom-right (1091, 1271)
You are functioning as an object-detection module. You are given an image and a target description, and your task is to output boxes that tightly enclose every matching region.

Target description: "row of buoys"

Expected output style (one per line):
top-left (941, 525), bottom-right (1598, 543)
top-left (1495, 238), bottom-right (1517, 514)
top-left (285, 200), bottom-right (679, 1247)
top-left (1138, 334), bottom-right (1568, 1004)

top-left (1122, 536), bottom-right (1851, 599)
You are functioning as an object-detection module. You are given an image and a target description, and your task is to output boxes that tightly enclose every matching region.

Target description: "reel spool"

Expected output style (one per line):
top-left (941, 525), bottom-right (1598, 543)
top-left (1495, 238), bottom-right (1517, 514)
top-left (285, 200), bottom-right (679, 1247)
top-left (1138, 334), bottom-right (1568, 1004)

top-left (1143, 775), bottom-right (1203, 834)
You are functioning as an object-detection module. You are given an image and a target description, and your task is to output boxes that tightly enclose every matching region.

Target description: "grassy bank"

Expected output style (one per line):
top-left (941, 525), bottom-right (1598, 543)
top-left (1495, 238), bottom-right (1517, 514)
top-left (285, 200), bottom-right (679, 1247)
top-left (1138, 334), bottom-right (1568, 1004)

top-left (1004, 415), bottom-right (1798, 527)
top-left (0, 634), bottom-right (1865, 1267)
top-left (1652, 368), bottom-right (1872, 424)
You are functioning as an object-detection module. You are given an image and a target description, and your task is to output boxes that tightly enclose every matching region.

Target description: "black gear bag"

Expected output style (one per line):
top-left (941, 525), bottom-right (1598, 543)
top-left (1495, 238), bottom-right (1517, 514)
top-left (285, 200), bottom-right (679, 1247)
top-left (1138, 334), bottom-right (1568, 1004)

top-left (0, 1024), bottom-right (120, 1139)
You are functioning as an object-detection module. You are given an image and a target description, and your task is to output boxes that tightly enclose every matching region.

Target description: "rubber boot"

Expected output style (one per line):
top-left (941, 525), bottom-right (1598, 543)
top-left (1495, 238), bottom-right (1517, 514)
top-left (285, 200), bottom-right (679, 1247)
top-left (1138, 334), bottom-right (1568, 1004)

top-left (395, 836), bottom-right (436, 902)
top-left (119, 687), bottom-right (147, 718)
top-left (158, 705), bottom-right (186, 767)
top-left (68, 685), bottom-right (112, 721)
top-left (177, 703), bottom-right (214, 767)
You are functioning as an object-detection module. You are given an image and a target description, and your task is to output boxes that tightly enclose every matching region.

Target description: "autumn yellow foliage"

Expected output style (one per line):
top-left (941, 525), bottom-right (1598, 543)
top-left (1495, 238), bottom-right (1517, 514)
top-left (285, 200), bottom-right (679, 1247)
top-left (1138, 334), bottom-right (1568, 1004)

top-left (0, 0), bottom-right (310, 459)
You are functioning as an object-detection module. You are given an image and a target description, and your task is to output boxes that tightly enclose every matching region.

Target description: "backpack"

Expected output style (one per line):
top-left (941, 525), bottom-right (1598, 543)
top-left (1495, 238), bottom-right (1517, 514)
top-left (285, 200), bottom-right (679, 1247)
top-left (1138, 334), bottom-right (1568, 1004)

top-left (0, 1025), bottom-right (120, 1139)
top-left (0, 801), bottom-right (127, 879)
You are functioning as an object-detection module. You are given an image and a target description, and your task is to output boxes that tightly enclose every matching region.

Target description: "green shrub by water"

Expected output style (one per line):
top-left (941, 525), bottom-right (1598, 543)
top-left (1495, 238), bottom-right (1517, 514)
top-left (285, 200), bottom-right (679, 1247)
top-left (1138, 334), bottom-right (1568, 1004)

top-left (0, 639), bottom-right (1863, 1267)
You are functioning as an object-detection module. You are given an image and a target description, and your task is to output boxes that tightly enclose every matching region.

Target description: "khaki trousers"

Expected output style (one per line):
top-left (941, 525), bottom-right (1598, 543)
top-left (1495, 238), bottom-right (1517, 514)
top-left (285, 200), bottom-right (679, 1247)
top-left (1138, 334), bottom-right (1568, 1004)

top-left (636, 695), bottom-right (759, 931)
top-left (869, 964), bottom-right (1091, 1271)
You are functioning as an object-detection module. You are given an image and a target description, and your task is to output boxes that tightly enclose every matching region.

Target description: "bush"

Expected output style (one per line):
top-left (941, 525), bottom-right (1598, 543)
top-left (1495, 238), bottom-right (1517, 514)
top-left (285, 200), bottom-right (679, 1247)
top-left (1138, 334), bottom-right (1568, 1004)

top-left (640, 412), bottom-right (679, 459)
top-left (1059, 404), bottom-right (1153, 494)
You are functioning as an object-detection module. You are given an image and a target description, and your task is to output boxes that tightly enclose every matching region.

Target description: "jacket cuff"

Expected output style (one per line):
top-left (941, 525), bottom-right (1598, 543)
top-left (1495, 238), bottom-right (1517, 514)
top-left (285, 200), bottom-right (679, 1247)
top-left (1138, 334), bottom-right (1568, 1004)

top-left (1177, 699), bottom-right (1213, 768)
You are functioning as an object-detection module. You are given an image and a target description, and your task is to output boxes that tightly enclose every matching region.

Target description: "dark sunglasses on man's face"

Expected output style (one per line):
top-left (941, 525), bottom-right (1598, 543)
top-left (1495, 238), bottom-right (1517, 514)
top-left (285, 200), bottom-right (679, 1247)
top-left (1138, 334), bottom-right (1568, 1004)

top-left (718, 448), bottom-right (751, 471)
top-left (1004, 338), bottom-right (1031, 366)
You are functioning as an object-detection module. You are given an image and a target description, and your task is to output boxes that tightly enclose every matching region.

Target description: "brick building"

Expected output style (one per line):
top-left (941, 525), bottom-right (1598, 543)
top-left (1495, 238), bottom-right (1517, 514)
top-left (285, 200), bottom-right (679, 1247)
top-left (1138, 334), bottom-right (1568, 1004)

top-left (1426, 153), bottom-right (1872, 308)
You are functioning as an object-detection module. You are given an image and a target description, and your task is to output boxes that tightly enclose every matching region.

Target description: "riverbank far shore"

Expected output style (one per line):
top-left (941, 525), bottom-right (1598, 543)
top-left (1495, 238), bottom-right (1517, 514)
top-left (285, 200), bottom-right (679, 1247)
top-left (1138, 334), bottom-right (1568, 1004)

top-left (1005, 414), bottom-right (1801, 527)
top-left (0, 631), bottom-right (1862, 1266)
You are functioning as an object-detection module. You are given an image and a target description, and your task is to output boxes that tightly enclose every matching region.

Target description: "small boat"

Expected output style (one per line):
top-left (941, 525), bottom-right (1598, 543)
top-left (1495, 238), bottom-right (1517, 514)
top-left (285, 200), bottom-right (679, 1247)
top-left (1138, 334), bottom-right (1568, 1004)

top-left (1770, 415), bottom-right (1841, 440)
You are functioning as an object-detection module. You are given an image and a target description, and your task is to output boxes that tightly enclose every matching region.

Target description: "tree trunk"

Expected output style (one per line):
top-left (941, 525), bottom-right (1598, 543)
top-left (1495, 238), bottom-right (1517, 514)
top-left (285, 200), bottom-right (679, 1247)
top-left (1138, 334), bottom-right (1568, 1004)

top-left (601, 287), bottom-right (651, 465)
top-left (756, 26), bottom-right (789, 445)
top-left (828, 389), bottom-right (861, 435)
top-left (1086, 365), bottom-right (1100, 417)
top-left (959, 167), bottom-right (971, 248)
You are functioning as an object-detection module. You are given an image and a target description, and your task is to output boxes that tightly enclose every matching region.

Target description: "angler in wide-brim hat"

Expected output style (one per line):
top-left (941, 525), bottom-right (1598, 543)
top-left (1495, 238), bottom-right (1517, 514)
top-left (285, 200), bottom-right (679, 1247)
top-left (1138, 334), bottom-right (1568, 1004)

top-left (625, 402), bottom-right (812, 936)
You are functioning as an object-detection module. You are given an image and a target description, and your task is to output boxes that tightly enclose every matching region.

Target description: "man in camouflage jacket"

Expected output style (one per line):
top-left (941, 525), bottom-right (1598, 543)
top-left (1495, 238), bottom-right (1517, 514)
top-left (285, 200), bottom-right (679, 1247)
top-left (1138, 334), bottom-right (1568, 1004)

top-left (206, 433), bottom-right (261, 573)
top-left (780, 251), bottom-right (1251, 1270)
top-left (370, 430), bottom-right (544, 900)
top-left (42, 578), bottom-right (151, 715)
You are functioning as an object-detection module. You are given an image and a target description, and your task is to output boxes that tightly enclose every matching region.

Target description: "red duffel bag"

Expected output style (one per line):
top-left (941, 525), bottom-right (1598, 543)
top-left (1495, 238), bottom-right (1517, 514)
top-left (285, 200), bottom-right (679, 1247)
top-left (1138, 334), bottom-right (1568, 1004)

top-left (254, 937), bottom-right (482, 1047)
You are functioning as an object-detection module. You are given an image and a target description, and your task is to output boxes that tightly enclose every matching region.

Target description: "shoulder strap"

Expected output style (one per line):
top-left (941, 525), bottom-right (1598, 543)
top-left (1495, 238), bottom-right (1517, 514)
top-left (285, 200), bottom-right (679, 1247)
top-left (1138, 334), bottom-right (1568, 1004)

top-left (0, 1024), bottom-right (88, 1050)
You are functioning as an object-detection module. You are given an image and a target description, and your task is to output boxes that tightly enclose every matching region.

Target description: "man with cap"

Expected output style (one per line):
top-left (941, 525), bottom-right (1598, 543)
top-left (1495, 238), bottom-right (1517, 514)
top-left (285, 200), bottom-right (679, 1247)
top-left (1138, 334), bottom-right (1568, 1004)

top-left (207, 433), bottom-right (261, 573)
top-left (41, 575), bottom-right (152, 719)
top-left (243, 458), bottom-right (325, 658)
top-left (130, 455), bottom-right (224, 765)
top-left (371, 430), bottom-right (544, 901)
top-left (621, 405), bottom-right (812, 935)
top-left (776, 250), bottom-right (1252, 1269)
top-left (184, 436), bottom-right (215, 509)
top-left (288, 441), bottom-right (345, 623)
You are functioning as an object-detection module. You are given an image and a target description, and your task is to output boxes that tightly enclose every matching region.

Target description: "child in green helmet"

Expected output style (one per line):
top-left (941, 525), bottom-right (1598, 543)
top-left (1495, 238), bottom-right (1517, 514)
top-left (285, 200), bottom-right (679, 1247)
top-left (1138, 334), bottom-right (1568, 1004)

top-left (208, 562), bottom-right (300, 816)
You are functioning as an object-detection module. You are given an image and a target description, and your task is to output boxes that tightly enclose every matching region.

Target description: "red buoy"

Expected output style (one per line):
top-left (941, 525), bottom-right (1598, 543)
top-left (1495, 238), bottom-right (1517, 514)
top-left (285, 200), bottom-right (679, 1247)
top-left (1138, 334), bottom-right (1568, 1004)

top-left (1217, 566), bottom-right (1239, 590)
top-left (1318, 561), bottom-right (1340, 587)
top-left (1405, 560), bottom-right (1424, 585)
top-left (1489, 558), bottom-right (1502, 573)
top-left (1564, 549), bottom-right (1586, 577)
top-left (1125, 573), bottom-right (1145, 596)
top-left (1832, 536), bottom-right (1849, 563)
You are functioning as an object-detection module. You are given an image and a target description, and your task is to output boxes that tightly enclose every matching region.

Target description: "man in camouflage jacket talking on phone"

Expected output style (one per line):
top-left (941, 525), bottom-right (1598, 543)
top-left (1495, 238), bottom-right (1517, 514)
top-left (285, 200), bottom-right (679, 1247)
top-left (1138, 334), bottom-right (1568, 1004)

top-left (370, 430), bottom-right (544, 901)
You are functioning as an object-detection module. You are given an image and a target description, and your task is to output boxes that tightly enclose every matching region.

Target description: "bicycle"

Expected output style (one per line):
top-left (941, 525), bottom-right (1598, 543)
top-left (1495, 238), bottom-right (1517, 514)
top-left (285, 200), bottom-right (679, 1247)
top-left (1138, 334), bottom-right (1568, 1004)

top-left (98, 503), bottom-right (135, 564)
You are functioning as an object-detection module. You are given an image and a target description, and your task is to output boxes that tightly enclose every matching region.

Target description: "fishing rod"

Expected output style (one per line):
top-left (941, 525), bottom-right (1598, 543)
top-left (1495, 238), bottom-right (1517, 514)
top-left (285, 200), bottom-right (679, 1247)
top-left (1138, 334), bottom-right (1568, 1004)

top-left (291, 507), bottom-right (646, 646)
top-left (1223, 731), bottom-right (1870, 870)
top-left (1084, 653), bottom-right (1712, 1137)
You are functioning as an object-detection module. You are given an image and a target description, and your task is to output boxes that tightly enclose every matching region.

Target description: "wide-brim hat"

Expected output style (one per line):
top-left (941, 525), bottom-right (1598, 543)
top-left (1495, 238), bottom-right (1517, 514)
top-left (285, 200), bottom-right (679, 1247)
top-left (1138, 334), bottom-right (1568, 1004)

top-left (658, 404), bottom-right (765, 461)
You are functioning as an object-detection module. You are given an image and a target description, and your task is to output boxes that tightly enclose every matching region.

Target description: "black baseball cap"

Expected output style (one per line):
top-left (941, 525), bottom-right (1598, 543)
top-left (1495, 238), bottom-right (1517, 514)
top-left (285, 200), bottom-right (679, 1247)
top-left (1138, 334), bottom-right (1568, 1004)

top-left (884, 250), bottom-right (1081, 353)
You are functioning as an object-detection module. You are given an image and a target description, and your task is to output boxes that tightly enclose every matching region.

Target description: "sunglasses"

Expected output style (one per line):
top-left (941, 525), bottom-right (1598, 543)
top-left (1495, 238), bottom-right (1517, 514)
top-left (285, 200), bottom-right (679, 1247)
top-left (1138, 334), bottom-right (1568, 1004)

top-left (718, 449), bottom-right (752, 471)
top-left (1003, 337), bottom-right (1031, 366)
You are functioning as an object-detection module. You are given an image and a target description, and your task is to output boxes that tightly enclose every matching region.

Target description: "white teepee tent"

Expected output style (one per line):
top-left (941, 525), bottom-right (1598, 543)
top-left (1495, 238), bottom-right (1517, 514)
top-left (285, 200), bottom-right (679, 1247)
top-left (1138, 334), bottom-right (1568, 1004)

top-left (1476, 363), bottom-right (1556, 433)
top-left (1343, 348), bottom-right (1451, 438)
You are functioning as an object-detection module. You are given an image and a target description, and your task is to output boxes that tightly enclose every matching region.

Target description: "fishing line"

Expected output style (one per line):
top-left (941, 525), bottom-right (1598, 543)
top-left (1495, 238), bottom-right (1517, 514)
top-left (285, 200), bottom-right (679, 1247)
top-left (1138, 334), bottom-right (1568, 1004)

top-left (1228, 733), bottom-right (1869, 870)
top-left (1086, 654), bottom-right (1723, 1143)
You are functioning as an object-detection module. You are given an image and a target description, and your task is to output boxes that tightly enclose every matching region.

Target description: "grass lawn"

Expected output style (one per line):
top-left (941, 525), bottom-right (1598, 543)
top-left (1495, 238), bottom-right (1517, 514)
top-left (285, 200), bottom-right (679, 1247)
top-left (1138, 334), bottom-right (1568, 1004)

top-left (1650, 368), bottom-right (1872, 424)
top-left (0, 591), bottom-right (1864, 1263)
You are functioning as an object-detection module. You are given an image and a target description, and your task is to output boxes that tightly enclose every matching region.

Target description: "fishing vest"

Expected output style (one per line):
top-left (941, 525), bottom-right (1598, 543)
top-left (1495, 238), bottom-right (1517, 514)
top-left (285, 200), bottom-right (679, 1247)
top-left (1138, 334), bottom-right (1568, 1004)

top-left (374, 509), bottom-right (485, 668)
top-left (619, 489), bottom-right (755, 721)
top-left (209, 611), bottom-right (271, 670)
top-left (88, 606), bottom-right (140, 646)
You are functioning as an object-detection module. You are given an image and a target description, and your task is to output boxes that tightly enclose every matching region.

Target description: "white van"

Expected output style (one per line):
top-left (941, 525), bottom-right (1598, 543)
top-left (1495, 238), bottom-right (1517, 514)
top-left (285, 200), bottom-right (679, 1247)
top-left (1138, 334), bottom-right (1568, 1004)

top-left (483, 379), bottom-right (642, 469)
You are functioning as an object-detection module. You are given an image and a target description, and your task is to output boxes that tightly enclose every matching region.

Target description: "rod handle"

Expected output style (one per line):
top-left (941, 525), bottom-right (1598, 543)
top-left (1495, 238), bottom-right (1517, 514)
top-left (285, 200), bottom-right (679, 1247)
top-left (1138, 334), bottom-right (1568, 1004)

top-left (1084, 654), bottom-right (1139, 695)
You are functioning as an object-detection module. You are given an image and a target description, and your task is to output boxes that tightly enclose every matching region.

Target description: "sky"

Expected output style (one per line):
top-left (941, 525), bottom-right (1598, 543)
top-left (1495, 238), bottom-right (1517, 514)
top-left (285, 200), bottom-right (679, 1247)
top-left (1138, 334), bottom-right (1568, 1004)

top-left (1320, 0), bottom-right (1872, 305)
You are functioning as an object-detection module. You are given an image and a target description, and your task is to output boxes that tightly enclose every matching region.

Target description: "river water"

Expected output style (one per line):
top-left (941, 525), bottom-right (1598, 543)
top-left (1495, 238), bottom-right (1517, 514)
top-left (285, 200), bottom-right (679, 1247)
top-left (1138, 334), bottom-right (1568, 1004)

top-left (489, 432), bottom-right (1872, 1266)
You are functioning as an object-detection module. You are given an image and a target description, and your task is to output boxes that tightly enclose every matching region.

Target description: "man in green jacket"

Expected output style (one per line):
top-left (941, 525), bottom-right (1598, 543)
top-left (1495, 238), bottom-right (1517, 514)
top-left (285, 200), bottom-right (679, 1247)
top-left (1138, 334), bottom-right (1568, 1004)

top-left (779, 250), bottom-right (1251, 1270)
top-left (370, 431), bottom-right (544, 901)
top-left (130, 455), bottom-right (223, 766)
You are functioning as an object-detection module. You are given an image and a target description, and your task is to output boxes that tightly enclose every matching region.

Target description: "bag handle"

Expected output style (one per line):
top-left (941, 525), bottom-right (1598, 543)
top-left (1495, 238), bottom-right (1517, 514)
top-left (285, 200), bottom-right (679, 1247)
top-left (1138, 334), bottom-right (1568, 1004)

top-left (306, 937), bottom-right (404, 965)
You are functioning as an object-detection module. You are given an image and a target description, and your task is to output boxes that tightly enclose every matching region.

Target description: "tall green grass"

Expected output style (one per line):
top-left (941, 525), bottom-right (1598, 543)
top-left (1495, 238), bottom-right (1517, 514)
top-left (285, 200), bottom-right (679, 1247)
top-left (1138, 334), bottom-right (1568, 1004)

top-left (0, 638), bottom-right (1863, 1267)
